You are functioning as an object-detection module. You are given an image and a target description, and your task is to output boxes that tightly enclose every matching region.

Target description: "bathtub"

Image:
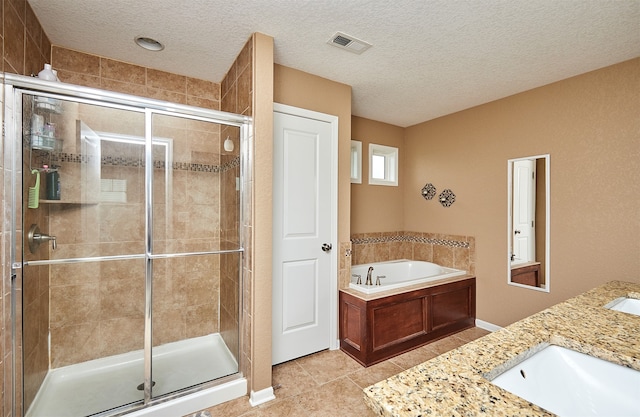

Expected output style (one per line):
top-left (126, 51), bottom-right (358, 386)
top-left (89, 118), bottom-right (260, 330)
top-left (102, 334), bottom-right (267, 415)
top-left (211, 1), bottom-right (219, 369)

top-left (340, 263), bottom-right (475, 365)
top-left (350, 259), bottom-right (466, 294)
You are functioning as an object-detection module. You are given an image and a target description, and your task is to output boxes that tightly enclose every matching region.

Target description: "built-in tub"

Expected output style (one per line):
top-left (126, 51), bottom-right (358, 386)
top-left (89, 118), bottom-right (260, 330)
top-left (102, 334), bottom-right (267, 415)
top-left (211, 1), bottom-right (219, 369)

top-left (340, 260), bottom-right (475, 366)
top-left (350, 259), bottom-right (466, 295)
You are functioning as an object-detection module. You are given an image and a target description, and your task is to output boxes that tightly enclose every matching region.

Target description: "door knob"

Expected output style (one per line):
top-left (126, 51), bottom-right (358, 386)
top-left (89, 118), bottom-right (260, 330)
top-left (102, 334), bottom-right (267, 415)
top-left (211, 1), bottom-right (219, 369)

top-left (321, 243), bottom-right (332, 252)
top-left (514, 230), bottom-right (521, 234)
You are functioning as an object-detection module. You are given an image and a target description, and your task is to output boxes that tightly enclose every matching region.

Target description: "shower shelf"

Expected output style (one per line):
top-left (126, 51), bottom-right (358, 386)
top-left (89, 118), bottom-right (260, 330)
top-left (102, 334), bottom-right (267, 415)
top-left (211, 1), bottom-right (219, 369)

top-left (39, 200), bottom-right (98, 205)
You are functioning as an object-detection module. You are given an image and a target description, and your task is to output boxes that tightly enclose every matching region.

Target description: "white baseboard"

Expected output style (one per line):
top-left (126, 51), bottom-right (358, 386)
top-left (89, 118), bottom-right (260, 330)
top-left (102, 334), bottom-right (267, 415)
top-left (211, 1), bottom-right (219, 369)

top-left (475, 319), bottom-right (502, 332)
top-left (249, 386), bottom-right (275, 407)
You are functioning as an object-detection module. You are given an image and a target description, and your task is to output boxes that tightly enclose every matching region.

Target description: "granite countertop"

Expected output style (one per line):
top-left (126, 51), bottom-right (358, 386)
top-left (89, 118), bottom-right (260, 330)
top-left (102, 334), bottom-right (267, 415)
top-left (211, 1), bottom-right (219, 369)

top-left (363, 280), bottom-right (640, 416)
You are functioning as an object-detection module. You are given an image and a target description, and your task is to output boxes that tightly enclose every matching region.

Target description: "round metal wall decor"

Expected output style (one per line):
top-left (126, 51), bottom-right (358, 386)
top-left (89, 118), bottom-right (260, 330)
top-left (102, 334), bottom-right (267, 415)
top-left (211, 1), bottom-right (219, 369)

top-left (421, 183), bottom-right (436, 200)
top-left (439, 189), bottom-right (456, 207)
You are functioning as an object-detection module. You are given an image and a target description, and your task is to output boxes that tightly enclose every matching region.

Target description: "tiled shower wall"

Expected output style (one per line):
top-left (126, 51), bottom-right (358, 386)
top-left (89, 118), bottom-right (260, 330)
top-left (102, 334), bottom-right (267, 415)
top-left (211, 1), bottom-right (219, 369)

top-left (46, 48), bottom-right (237, 358)
top-left (3, 1), bottom-right (53, 416)
top-left (9, 41), bottom-right (245, 414)
top-left (220, 36), bottom-right (253, 389)
top-left (42, 107), bottom-right (229, 367)
top-left (348, 231), bottom-right (476, 287)
top-left (51, 46), bottom-right (221, 110)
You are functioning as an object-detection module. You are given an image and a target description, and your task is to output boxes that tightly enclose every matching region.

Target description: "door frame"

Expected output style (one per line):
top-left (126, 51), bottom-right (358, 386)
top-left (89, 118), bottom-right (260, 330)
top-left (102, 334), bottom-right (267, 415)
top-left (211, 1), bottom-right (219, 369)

top-left (272, 103), bottom-right (339, 352)
top-left (511, 159), bottom-right (536, 264)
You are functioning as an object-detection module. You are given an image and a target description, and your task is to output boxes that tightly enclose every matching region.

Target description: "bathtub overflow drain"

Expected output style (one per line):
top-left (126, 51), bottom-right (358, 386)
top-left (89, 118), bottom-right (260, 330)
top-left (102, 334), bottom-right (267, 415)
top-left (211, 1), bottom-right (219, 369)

top-left (136, 381), bottom-right (156, 391)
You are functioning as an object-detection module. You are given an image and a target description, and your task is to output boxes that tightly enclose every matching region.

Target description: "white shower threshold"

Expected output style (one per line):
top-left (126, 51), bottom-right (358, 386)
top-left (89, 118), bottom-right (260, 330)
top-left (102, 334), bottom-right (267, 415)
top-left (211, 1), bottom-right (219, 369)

top-left (26, 333), bottom-right (246, 417)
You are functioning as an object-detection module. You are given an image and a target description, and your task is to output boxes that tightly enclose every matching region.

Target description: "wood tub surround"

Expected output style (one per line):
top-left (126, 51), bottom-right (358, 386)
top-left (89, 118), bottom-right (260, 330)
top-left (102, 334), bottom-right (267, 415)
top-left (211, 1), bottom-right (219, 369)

top-left (339, 277), bottom-right (475, 367)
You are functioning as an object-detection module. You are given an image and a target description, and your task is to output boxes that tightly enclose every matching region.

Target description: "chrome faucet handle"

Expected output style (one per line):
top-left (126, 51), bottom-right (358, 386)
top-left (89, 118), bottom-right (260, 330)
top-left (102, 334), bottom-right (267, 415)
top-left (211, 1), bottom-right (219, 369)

top-left (352, 274), bottom-right (362, 285)
top-left (375, 275), bottom-right (386, 285)
top-left (27, 224), bottom-right (57, 254)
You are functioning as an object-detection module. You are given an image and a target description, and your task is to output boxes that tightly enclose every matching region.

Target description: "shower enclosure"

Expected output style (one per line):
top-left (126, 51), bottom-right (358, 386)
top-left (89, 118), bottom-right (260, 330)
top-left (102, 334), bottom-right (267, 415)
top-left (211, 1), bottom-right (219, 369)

top-left (3, 74), bottom-right (249, 416)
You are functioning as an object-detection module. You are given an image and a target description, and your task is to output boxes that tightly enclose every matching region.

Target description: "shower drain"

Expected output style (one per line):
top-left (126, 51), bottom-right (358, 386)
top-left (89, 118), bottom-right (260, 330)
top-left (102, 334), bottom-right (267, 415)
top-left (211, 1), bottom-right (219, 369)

top-left (136, 381), bottom-right (156, 391)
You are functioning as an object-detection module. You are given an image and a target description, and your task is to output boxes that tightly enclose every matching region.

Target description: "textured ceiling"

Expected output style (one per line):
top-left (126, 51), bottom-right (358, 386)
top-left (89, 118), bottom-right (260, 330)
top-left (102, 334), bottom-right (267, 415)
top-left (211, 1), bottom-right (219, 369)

top-left (28, 0), bottom-right (640, 127)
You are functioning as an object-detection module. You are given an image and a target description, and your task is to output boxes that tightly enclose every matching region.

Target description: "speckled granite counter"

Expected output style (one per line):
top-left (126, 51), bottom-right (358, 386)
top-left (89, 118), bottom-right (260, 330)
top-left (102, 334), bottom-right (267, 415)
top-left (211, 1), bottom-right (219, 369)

top-left (363, 280), bottom-right (640, 416)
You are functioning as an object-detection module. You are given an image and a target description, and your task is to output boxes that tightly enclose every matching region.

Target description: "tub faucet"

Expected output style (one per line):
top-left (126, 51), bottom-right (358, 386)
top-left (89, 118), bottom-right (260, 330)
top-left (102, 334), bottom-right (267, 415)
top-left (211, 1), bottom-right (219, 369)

top-left (366, 266), bottom-right (374, 285)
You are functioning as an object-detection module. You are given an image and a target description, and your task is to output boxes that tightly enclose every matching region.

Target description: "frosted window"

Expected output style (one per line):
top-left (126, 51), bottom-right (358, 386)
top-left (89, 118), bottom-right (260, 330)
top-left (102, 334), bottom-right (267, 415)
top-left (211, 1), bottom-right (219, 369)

top-left (372, 155), bottom-right (385, 179)
top-left (350, 140), bottom-right (362, 184)
top-left (368, 143), bottom-right (398, 186)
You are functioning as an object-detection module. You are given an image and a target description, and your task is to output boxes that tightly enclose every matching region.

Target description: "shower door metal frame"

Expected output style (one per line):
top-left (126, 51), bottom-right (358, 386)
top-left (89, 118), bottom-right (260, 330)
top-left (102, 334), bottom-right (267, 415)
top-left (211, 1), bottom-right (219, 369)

top-left (2, 73), bottom-right (250, 416)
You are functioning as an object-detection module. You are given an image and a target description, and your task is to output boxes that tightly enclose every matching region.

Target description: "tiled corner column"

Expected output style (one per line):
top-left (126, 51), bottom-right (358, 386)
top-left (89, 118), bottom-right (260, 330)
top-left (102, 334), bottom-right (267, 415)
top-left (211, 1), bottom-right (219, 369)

top-left (349, 231), bottom-right (476, 286)
top-left (221, 36), bottom-right (254, 390)
top-left (3, 2), bottom-right (53, 415)
top-left (339, 241), bottom-right (353, 290)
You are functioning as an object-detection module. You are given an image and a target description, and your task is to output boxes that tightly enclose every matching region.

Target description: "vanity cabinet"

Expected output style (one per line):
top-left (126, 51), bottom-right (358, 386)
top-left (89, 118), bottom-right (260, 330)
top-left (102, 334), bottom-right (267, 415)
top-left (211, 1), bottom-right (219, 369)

top-left (339, 277), bottom-right (475, 367)
top-left (511, 262), bottom-right (540, 287)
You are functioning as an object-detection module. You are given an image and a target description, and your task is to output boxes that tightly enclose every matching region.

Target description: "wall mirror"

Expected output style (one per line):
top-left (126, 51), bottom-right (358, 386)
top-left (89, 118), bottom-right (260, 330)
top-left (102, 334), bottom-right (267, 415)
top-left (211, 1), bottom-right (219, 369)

top-left (507, 154), bottom-right (550, 292)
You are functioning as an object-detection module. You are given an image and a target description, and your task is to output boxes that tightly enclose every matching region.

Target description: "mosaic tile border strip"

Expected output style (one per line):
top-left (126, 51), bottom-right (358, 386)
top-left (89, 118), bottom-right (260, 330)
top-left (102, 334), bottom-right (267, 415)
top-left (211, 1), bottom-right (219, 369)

top-left (46, 152), bottom-right (240, 173)
top-left (351, 234), bottom-right (470, 249)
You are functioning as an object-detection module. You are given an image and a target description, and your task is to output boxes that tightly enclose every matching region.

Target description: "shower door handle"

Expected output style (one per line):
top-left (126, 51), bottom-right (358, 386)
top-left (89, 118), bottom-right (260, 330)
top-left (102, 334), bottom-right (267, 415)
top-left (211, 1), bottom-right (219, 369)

top-left (321, 243), bottom-right (332, 252)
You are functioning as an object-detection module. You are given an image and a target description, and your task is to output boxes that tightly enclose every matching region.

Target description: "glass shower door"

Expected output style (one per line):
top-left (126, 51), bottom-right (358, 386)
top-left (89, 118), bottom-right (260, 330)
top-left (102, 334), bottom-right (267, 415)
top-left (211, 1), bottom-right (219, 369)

top-left (149, 113), bottom-right (241, 399)
top-left (21, 92), bottom-right (148, 416)
top-left (9, 76), bottom-right (247, 417)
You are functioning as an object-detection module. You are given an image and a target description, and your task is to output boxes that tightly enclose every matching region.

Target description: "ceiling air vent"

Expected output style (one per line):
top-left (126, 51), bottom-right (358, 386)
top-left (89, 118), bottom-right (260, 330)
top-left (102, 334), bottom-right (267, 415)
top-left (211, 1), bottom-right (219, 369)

top-left (327, 32), bottom-right (372, 54)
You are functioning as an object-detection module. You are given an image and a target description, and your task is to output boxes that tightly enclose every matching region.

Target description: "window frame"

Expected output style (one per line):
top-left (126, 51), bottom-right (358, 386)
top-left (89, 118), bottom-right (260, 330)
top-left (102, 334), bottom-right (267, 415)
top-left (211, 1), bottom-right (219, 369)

top-left (368, 143), bottom-right (398, 186)
top-left (350, 140), bottom-right (362, 184)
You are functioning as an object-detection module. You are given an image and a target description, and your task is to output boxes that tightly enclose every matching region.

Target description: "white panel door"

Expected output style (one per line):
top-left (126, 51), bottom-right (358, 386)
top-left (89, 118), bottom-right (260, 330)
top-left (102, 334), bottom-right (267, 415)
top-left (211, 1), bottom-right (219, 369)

top-left (512, 160), bottom-right (536, 264)
top-left (272, 106), bottom-right (336, 365)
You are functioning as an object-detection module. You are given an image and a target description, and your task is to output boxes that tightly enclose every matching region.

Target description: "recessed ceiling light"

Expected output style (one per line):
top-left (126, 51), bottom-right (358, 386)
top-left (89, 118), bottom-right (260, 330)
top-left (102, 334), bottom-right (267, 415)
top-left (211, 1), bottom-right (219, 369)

top-left (134, 36), bottom-right (164, 51)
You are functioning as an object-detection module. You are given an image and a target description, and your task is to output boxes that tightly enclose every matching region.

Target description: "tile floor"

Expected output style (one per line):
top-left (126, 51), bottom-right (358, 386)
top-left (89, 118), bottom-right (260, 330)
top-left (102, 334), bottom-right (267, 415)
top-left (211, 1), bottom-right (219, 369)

top-left (193, 327), bottom-right (491, 417)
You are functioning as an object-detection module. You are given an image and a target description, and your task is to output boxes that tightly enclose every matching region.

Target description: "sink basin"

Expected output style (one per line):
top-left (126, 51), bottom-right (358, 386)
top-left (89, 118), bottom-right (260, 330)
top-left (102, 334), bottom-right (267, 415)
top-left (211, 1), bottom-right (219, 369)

top-left (490, 345), bottom-right (640, 416)
top-left (605, 297), bottom-right (640, 316)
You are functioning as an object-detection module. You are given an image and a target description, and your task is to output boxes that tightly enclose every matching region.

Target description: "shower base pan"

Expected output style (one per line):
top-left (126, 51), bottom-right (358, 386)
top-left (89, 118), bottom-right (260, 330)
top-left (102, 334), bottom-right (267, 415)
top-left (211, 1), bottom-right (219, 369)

top-left (26, 333), bottom-right (243, 417)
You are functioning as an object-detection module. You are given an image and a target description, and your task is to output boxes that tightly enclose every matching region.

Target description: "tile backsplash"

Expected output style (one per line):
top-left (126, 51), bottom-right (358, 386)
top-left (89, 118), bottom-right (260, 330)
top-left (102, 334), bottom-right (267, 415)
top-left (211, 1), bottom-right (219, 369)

top-left (350, 231), bottom-right (476, 286)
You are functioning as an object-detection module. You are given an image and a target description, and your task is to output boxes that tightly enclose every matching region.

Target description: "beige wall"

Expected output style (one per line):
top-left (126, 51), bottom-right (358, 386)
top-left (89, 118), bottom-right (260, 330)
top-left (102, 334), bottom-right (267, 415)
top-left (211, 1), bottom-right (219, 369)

top-left (273, 65), bottom-right (352, 242)
top-left (351, 116), bottom-right (405, 234)
top-left (249, 32), bottom-right (274, 395)
top-left (273, 64), bottom-right (353, 310)
top-left (399, 58), bottom-right (640, 326)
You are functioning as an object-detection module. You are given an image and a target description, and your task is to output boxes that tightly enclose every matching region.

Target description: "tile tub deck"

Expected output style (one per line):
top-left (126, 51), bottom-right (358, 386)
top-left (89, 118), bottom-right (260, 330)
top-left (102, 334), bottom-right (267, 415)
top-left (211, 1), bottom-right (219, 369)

top-left (363, 280), bottom-right (640, 416)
